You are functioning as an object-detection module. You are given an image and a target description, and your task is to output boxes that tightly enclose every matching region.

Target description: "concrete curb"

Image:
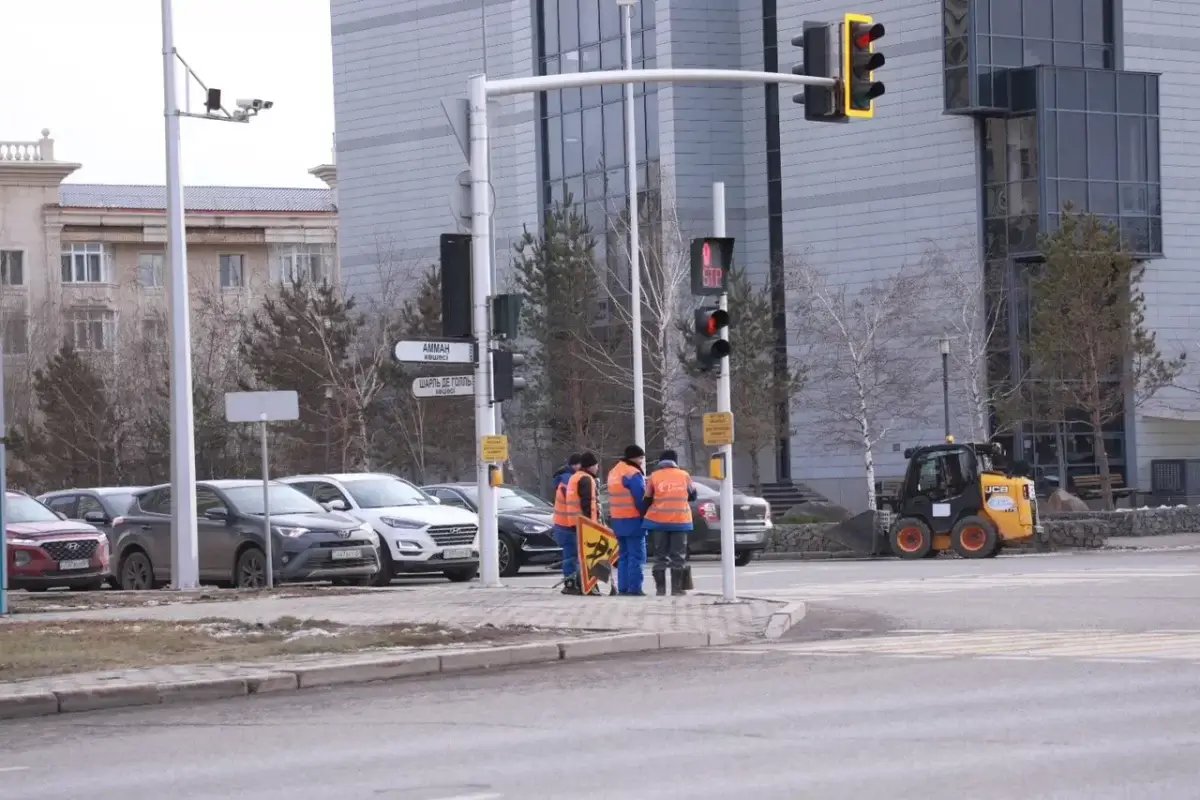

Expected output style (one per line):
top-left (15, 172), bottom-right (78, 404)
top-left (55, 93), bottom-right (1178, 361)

top-left (764, 602), bottom-right (808, 640)
top-left (0, 630), bottom-right (729, 723)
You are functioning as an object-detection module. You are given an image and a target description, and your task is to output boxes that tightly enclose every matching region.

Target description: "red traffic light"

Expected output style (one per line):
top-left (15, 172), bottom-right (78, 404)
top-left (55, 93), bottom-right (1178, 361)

top-left (852, 22), bottom-right (885, 49)
top-left (701, 309), bottom-right (729, 336)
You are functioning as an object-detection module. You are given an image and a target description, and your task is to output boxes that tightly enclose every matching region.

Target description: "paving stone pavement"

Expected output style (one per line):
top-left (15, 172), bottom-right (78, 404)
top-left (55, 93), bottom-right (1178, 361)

top-left (6, 585), bottom-right (785, 641)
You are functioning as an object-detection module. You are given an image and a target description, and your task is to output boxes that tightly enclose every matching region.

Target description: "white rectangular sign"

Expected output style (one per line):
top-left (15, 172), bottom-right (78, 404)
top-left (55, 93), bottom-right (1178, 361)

top-left (393, 339), bottom-right (474, 364)
top-left (412, 374), bottom-right (475, 398)
top-left (224, 390), bottom-right (300, 423)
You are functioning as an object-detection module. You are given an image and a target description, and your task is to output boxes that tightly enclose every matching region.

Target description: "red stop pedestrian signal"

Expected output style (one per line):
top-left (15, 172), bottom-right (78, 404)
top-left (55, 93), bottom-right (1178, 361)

top-left (690, 237), bottom-right (734, 297)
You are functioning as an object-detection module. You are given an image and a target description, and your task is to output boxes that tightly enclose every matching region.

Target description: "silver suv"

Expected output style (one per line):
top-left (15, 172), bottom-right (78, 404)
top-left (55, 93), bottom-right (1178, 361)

top-left (279, 473), bottom-right (479, 585)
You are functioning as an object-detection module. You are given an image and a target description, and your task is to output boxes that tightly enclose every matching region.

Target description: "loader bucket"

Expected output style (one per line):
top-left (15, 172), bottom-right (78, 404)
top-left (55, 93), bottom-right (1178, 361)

top-left (823, 510), bottom-right (891, 556)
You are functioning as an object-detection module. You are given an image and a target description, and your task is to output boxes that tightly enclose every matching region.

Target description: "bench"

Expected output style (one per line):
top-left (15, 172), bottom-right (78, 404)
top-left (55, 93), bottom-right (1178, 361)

top-left (1071, 473), bottom-right (1135, 500)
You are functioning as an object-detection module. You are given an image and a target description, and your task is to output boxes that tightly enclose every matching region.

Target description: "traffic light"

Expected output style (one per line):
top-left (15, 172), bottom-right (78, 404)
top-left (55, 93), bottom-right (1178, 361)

top-left (690, 237), bottom-right (735, 297)
top-left (694, 307), bottom-right (731, 372)
top-left (440, 233), bottom-right (472, 338)
top-left (793, 22), bottom-right (843, 122)
top-left (492, 349), bottom-right (527, 403)
top-left (842, 13), bottom-right (886, 118)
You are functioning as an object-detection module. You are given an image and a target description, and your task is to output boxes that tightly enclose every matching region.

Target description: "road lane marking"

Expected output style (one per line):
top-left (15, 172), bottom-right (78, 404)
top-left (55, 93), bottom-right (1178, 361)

top-left (0, 767), bottom-right (29, 774)
top-left (429, 794), bottom-right (503, 800)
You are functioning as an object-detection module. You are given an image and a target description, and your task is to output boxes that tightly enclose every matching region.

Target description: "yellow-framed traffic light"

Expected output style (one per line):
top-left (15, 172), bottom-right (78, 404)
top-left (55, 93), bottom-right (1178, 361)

top-left (842, 13), bottom-right (886, 118)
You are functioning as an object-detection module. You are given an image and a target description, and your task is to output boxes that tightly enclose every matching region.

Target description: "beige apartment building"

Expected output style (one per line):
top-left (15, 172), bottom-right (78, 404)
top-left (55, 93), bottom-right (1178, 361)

top-left (0, 129), bottom-right (338, 369)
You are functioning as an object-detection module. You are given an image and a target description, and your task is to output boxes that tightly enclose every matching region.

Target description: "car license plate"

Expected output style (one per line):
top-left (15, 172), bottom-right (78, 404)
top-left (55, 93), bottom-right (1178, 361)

top-left (330, 549), bottom-right (360, 561)
top-left (734, 533), bottom-right (758, 543)
top-left (59, 559), bottom-right (90, 571)
top-left (443, 547), bottom-right (472, 560)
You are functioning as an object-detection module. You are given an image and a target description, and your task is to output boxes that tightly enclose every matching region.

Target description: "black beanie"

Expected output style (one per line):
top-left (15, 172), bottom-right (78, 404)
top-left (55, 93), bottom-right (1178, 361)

top-left (579, 451), bottom-right (599, 469)
top-left (659, 449), bottom-right (679, 463)
top-left (567, 452), bottom-right (583, 466)
top-left (624, 444), bottom-right (645, 460)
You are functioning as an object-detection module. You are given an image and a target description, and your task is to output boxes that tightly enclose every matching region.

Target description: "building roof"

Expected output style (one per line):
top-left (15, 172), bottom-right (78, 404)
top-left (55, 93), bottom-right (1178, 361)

top-left (59, 183), bottom-right (335, 213)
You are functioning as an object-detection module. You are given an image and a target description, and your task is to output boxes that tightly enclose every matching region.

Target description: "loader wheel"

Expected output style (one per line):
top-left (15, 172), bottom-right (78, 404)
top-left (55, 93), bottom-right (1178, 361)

top-left (951, 516), bottom-right (998, 559)
top-left (889, 518), bottom-right (933, 560)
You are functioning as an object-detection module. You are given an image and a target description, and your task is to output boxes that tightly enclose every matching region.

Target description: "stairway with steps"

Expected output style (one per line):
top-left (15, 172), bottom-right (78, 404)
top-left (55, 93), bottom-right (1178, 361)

top-left (743, 481), bottom-right (831, 512)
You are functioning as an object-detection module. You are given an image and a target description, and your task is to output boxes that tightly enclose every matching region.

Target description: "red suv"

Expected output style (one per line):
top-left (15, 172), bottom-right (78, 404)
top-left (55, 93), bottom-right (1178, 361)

top-left (5, 491), bottom-right (110, 591)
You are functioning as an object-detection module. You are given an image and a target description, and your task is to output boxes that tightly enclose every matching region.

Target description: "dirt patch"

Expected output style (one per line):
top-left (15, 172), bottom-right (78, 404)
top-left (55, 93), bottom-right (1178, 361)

top-left (0, 617), bottom-right (547, 681)
top-left (4, 585), bottom-right (378, 615)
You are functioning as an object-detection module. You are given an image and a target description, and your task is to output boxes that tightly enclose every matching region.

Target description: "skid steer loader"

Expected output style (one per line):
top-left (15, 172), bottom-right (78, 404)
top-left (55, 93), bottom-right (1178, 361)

top-left (824, 439), bottom-right (1043, 559)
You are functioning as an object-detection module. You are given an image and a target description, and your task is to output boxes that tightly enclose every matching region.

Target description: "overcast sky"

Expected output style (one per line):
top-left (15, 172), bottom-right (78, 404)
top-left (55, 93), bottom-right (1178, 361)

top-left (2, 0), bottom-right (334, 188)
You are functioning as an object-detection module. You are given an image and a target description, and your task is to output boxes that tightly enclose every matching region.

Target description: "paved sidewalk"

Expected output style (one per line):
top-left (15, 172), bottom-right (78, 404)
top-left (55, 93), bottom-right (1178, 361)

top-left (9, 585), bottom-right (786, 642)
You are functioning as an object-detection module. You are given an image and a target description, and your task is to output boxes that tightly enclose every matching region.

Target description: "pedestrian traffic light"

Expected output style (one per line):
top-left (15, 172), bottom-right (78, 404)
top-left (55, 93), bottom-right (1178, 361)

top-left (793, 22), bottom-right (843, 122)
top-left (440, 233), bottom-right (472, 338)
top-left (690, 237), bottom-right (735, 297)
top-left (492, 349), bottom-right (527, 403)
top-left (842, 13), bottom-right (885, 118)
top-left (694, 307), bottom-right (731, 372)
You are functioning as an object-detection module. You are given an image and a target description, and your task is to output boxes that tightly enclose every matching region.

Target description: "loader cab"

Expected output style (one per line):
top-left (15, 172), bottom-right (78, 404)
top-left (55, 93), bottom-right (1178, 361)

top-left (897, 443), bottom-right (987, 534)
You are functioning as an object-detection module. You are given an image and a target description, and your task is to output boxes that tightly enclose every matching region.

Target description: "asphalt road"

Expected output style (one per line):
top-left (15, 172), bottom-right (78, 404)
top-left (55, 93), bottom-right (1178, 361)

top-left (3, 548), bottom-right (1200, 799)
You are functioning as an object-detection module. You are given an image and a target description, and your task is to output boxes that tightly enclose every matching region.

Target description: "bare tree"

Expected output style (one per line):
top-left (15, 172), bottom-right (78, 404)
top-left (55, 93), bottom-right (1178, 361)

top-left (791, 257), bottom-right (940, 510)
top-left (923, 236), bottom-right (1023, 441)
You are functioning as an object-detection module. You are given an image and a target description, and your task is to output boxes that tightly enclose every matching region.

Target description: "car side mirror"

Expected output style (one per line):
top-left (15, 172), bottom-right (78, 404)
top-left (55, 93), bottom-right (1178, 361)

top-left (83, 510), bottom-right (108, 524)
top-left (429, 496), bottom-right (442, 504)
top-left (204, 507), bottom-right (230, 521)
top-left (55, 511), bottom-right (68, 520)
top-left (326, 498), bottom-right (348, 511)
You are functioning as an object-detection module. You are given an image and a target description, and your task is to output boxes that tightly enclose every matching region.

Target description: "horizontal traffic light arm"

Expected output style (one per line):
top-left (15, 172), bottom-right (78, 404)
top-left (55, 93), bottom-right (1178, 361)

top-left (483, 68), bottom-right (835, 98)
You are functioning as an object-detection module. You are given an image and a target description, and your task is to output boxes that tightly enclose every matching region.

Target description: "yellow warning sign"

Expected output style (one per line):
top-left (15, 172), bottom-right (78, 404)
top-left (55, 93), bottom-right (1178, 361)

top-left (480, 434), bottom-right (509, 462)
top-left (702, 411), bottom-right (734, 446)
top-left (577, 516), bottom-right (620, 596)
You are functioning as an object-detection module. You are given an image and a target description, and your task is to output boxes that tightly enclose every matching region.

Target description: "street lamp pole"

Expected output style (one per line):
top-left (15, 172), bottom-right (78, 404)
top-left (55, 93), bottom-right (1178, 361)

top-left (939, 334), bottom-right (951, 438)
top-left (617, 0), bottom-right (645, 448)
top-left (161, 0), bottom-right (200, 589)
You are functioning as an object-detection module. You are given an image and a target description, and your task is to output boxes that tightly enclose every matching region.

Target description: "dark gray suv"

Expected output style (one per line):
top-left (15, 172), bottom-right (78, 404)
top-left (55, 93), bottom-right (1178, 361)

top-left (111, 480), bottom-right (381, 589)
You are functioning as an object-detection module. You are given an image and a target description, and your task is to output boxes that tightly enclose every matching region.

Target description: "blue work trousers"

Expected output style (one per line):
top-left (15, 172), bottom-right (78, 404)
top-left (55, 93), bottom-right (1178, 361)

top-left (553, 525), bottom-right (578, 578)
top-left (616, 533), bottom-right (647, 594)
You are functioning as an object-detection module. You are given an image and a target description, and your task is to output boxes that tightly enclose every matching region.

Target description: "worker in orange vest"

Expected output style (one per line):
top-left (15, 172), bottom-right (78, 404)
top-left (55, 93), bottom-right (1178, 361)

top-left (550, 453), bottom-right (582, 589)
top-left (607, 444), bottom-right (648, 595)
top-left (559, 452), bottom-right (601, 595)
top-left (642, 449), bottom-right (698, 596)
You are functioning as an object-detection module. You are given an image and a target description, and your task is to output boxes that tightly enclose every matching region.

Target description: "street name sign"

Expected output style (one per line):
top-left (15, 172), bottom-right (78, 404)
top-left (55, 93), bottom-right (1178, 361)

top-left (413, 374), bottom-right (474, 398)
top-left (393, 339), bottom-right (474, 364)
top-left (224, 390), bottom-right (300, 423)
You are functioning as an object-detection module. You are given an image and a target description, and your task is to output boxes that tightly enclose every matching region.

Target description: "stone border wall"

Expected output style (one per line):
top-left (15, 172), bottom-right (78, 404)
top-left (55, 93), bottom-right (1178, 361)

top-left (766, 506), bottom-right (1200, 557)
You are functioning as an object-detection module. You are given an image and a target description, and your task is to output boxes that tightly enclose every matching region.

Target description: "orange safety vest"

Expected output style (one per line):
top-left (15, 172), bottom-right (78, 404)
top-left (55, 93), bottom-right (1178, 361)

top-left (645, 467), bottom-right (694, 526)
top-left (564, 470), bottom-right (599, 524)
top-left (607, 461), bottom-right (642, 519)
top-left (551, 474), bottom-right (575, 527)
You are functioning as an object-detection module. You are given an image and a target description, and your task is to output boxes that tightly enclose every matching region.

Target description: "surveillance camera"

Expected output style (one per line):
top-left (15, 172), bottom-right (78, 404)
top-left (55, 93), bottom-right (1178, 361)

top-left (236, 98), bottom-right (274, 111)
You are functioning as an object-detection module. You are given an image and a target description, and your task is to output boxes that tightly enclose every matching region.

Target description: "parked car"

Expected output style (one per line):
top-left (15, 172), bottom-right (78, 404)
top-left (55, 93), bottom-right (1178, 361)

top-left (597, 476), bottom-right (771, 566)
top-left (5, 491), bottom-right (111, 591)
top-left (110, 480), bottom-right (381, 590)
top-left (279, 473), bottom-right (480, 585)
top-left (422, 482), bottom-right (560, 577)
top-left (37, 486), bottom-right (146, 549)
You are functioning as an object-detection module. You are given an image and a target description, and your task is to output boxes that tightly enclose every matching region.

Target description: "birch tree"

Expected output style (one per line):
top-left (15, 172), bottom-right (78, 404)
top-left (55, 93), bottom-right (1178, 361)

top-left (791, 258), bottom-right (940, 510)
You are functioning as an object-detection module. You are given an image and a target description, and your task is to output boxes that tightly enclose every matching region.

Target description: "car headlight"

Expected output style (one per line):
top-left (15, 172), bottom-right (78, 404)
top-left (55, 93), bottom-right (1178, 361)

top-left (379, 517), bottom-right (426, 530)
top-left (515, 522), bottom-right (551, 534)
top-left (8, 538), bottom-right (39, 547)
top-left (273, 526), bottom-right (310, 538)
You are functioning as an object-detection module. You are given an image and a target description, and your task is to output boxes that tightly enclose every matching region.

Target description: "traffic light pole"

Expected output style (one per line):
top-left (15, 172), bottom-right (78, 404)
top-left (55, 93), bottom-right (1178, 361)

top-left (712, 183), bottom-right (737, 603)
top-left (468, 74), bottom-right (501, 588)
top-left (467, 67), bottom-right (834, 588)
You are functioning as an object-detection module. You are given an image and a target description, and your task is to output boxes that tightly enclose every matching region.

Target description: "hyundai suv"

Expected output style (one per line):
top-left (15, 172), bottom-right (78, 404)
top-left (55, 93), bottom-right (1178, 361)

top-left (5, 491), bottom-right (110, 591)
top-left (279, 473), bottom-right (480, 584)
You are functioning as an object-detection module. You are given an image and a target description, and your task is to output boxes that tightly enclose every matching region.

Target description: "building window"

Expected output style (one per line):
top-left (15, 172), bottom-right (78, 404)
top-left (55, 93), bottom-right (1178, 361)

top-left (275, 245), bottom-right (330, 284)
top-left (219, 254), bottom-right (245, 288)
top-left (0, 250), bottom-right (23, 286)
top-left (138, 253), bottom-right (164, 288)
top-left (60, 243), bottom-right (110, 284)
top-left (2, 316), bottom-right (28, 355)
top-left (65, 309), bottom-right (116, 352)
top-left (142, 317), bottom-right (165, 341)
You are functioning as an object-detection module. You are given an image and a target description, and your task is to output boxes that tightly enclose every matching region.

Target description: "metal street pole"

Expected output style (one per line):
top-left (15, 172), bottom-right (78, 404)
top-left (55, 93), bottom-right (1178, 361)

top-left (713, 183), bottom-right (736, 603)
top-left (468, 74), bottom-right (500, 587)
top-left (619, 0), bottom-right (645, 448)
top-left (0, 330), bottom-right (7, 616)
top-left (940, 335), bottom-right (951, 438)
top-left (161, 0), bottom-right (200, 589)
top-left (481, 0), bottom-right (503, 439)
top-left (260, 416), bottom-right (274, 589)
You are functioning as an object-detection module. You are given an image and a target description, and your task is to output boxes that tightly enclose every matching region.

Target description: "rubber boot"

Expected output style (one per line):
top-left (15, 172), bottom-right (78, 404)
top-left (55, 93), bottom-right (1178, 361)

top-left (652, 568), bottom-right (666, 596)
top-left (670, 568), bottom-right (687, 596)
top-left (561, 575), bottom-right (582, 595)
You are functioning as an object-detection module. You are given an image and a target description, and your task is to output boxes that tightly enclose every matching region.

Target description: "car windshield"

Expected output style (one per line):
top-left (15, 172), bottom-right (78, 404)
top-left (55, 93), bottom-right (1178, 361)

top-left (101, 493), bottom-right (137, 515)
top-left (7, 495), bottom-right (62, 524)
top-left (456, 486), bottom-right (550, 511)
top-left (223, 485), bottom-right (325, 516)
top-left (343, 477), bottom-right (432, 509)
